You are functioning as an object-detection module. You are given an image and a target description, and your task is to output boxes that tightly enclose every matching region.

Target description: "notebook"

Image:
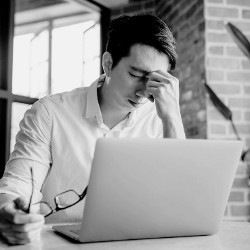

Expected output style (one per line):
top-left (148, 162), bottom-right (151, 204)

top-left (52, 138), bottom-right (242, 242)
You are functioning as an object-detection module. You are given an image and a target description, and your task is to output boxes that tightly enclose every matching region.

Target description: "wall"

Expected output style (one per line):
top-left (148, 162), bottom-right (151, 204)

top-left (112, 0), bottom-right (207, 139)
top-left (112, 0), bottom-right (250, 221)
top-left (205, 0), bottom-right (250, 220)
top-left (156, 0), bottom-right (207, 139)
top-left (111, 0), bottom-right (155, 17)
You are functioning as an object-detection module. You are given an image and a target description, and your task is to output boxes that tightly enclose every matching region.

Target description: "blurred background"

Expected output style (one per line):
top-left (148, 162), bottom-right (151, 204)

top-left (0, 0), bottom-right (250, 221)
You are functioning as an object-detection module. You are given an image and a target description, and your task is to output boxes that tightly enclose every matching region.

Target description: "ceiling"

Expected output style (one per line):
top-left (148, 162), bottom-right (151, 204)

top-left (15, 0), bottom-right (129, 25)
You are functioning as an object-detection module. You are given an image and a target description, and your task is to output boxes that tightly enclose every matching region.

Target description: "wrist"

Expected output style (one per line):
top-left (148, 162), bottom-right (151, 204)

top-left (161, 116), bottom-right (186, 139)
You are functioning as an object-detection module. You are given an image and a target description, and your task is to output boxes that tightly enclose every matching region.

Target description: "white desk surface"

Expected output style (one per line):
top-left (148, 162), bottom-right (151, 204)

top-left (0, 221), bottom-right (249, 249)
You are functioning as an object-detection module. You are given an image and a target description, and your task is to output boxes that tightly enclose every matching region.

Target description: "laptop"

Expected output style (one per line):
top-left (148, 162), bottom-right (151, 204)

top-left (52, 138), bottom-right (242, 242)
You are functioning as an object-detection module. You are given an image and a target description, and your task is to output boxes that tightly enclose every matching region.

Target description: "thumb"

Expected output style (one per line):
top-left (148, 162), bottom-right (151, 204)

top-left (14, 197), bottom-right (30, 212)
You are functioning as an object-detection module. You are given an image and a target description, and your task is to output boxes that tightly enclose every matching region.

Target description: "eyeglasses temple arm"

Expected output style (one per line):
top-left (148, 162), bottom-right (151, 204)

top-left (27, 168), bottom-right (34, 213)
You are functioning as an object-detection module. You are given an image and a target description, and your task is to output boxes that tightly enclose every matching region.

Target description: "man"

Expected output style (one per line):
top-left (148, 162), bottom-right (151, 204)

top-left (0, 14), bottom-right (185, 245)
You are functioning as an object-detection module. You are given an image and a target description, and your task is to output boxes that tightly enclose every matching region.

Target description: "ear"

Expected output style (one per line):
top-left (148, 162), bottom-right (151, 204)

top-left (102, 52), bottom-right (113, 77)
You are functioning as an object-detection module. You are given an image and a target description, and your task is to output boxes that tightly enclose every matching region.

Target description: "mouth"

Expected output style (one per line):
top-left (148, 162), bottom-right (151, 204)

top-left (128, 99), bottom-right (141, 107)
top-left (128, 98), bottom-right (147, 107)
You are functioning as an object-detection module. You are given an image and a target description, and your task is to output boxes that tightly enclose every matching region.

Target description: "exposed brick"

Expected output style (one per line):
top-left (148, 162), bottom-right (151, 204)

top-left (231, 205), bottom-right (250, 217)
top-left (144, 0), bottom-right (155, 9)
top-left (123, 3), bottom-right (143, 13)
top-left (206, 20), bottom-right (224, 30)
top-left (206, 32), bottom-right (232, 43)
top-left (242, 60), bottom-right (250, 70)
top-left (197, 110), bottom-right (206, 122)
top-left (207, 70), bottom-right (224, 81)
top-left (230, 21), bottom-right (250, 32)
top-left (227, 72), bottom-right (250, 82)
top-left (208, 83), bottom-right (241, 95)
top-left (181, 90), bottom-right (193, 102)
top-left (210, 124), bottom-right (226, 134)
top-left (229, 124), bottom-right (250, 134)
top-left (226, 46), bottom-right (244, 57)
top-left (158, 0), bottom-right (206, 139)
top-left (244, 86), bottom-right (250, 94)
top-left (236, 163), bottom-right (248, 175)
top-left (229, 98), bottom-right (250, 108)
top-left (207, 0), bottom-right (223, 3)
top-left (208, 109), bottom-right (225, 120)
top-left (245, 111), bottom-right (250, 121)
top-left (227, 0), bottom-right (250, 6)
top-left (207, 6), bottom-right (239, 18)
top-left (232, 110), bottom-right (242, 121)
top-left (242, 9), bottom-right (250, 19)
top-left (209, 45), bottom-right (224, 55)
top-left (207, 57), bottom-right (240, 69)
top-left (229, 191), bottom-right (244, 202)
top-left (233, 177), bottom-right (249, 188)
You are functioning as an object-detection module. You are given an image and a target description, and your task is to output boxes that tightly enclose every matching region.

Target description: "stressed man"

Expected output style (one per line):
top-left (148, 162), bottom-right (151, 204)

top-left (0, 14), bottom-right (185, 245)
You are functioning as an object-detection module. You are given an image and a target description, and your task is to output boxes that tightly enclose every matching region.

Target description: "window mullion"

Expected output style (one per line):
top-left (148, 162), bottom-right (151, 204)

top-left (48, 21), bottom-right (53, 94)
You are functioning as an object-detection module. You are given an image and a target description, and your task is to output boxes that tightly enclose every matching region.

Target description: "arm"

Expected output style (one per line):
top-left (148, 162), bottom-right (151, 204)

top-left (0, 195), bottom-right (44, 245)
top-left (146, 70), bottom-right (186, 139)
top-left (0, 99), bottom-right (52, 244)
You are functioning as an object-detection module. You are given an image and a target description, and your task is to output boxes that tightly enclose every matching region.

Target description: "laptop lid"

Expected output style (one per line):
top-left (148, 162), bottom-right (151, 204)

top-left (55, 138), bottom-right (242, 242)
top-left (78, 138), bottom-right (242, 242)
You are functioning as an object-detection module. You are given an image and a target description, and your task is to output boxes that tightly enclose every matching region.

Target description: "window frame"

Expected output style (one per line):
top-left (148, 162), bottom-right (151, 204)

top-left (0, 0), bottom-right (110, 177)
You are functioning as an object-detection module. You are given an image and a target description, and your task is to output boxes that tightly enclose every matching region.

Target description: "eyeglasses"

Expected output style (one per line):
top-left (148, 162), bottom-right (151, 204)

top-left (27, 168), bottom-right (88, 217)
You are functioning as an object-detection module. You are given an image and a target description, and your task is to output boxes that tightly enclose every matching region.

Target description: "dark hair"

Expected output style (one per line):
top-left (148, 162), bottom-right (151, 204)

top-left (106, 14), bottom-right (177, 70)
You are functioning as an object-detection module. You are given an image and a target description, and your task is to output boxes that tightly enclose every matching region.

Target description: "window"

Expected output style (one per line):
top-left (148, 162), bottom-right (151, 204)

top-left (9, 1), bottom-right (107, 156)
top-left (0, 0), bottom-right (110, 177)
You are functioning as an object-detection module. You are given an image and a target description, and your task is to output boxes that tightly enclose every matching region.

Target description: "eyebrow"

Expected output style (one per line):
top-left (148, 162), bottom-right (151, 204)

top-left (129, 66), bottom-right (151, 76)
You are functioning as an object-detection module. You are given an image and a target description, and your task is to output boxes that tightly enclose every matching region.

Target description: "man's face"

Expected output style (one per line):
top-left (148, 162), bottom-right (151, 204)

top-left (106, 44), bottom-right (170, 112)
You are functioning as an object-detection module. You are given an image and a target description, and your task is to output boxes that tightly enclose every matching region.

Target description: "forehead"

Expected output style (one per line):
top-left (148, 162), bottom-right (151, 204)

top-left (124, 44), bottom-right (170, 73)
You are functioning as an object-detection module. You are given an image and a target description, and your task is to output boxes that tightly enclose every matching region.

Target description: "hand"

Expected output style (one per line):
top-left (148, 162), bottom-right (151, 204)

top-left (146, 70), bottom-right (185, 138)
top-left (0, 197), bottom-right (44, 245)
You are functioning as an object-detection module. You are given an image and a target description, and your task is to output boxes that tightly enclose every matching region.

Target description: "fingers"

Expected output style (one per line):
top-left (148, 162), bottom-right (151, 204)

top-left (2, 227), bottom-right (42, 245)
top-left (145, 70), bottom-right (179, 98)
top-left (0, 198), bottom-right (45, 245)
top-left (14, 196), bottom-right (30, 212)
top-left (2, 203), bottom-right (44, 224)
top-left (4, 219), bottom-right (44, 233)
top-left (149, 70), bottom-right (177, 82)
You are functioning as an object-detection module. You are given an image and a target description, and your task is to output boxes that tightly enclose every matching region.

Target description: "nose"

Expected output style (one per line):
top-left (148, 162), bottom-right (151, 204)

top-left (135, 77), bottom-right (149, 98)
top-left (135, 90), bottom-right (146, 98)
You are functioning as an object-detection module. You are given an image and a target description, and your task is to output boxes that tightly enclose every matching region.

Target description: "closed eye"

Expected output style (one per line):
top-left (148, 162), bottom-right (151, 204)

top-left (129, 72), bottom-right (141, 78)
top-left (129, 72), bottom-right (147, 81)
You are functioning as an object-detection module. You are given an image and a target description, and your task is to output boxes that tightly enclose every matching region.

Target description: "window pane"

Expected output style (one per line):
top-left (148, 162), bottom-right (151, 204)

top-left (83, 57), bottom-right (100, 87)
top-left (12, 28), bottom-right (49, 98)
top-left (11, 102), bottom-right (31, 153)
top-left (83, 23), bottom-right (100, 61)
top-left (51, 20), bottom-right (100, 93)
top-left (12, 34), bottom-right (34, 96)
top-left (51, 21), bottom-right (93, 94)
top-left (30, 29), bottom-right (49, 98)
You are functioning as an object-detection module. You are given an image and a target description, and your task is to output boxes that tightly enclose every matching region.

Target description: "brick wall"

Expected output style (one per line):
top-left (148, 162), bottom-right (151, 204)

top-left (112, 0), bottom-right (207, 139)
top-left (156, 0), bottom-right (207, 139)
top-left (111, 0), bottom-right (250, 220)
top-left (111, 0), bottom-right (155, 17)
top-left (205, 0), bottom-right (250, 220)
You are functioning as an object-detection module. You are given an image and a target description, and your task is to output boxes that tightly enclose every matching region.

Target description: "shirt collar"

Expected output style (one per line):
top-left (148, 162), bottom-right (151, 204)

top-left (85, 74), bottom-right (137, 130)
top-left (85, 75), bottom-right (105, 119)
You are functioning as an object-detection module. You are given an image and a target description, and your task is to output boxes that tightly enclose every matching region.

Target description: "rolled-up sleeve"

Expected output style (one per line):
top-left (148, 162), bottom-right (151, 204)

top-left (0, 98), bottom-right (52, 203)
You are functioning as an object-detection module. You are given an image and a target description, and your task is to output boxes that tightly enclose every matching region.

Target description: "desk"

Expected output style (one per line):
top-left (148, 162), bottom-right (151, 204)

top-left (0, 221), bottom-right (249, 249)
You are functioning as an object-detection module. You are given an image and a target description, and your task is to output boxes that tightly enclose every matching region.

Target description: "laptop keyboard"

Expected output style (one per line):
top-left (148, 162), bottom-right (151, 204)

top-left (70, 228), bottom-right (80, 235)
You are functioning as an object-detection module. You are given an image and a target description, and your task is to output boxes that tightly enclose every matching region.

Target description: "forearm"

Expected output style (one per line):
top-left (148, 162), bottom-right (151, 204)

top-left (0, 193), bottom-right (17, 209)
top-left (162, 117), bottom-right (186, 139)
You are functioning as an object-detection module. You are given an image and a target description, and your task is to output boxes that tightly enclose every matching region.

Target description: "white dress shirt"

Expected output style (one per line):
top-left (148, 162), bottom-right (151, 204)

top-left (0, 76), bottom-right (164, 223)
